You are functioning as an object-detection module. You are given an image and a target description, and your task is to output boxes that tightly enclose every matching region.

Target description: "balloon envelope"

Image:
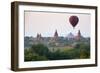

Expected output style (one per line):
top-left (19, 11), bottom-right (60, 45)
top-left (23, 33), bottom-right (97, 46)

top-left (69, 16), bottom-right (79, 28)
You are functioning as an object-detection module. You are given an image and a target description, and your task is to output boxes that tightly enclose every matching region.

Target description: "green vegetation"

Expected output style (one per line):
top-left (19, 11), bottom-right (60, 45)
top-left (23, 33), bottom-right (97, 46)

top-left (24, 43), bottom-right (90, 61)
top-left (24, 48), bottom-right (48, 61)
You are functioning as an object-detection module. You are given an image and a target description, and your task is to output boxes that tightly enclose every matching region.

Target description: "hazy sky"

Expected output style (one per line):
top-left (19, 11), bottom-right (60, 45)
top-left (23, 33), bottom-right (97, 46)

top-left (25, 11), bottom-right (91, 37)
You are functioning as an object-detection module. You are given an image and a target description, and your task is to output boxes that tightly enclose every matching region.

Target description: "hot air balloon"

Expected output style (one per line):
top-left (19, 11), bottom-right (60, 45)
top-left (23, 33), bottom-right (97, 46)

top-left (69, 16), bottom-right (79, 28)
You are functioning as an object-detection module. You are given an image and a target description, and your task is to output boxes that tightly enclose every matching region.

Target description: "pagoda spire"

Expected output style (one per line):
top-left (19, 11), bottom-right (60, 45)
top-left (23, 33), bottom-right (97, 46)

top-left (78, 30), bottom-right (81, 37)
top-left (75, 30), bottom-right (81, 40)
top-left (54, 29), bottom-right (58, 38)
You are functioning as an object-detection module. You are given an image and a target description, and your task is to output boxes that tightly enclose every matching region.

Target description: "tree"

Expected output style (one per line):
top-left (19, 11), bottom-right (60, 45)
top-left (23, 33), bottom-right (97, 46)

top-left (31, 44), bottom-right (50, 56)
top-left (24, 48), bottom-right (48, 61)
top-left (74, 42), bottom-right (90, 59)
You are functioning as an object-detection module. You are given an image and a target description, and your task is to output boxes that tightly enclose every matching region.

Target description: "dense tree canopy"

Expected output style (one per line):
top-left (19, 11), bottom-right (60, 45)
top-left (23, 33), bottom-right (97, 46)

top-left (24, 42), bottom-right (90, 61)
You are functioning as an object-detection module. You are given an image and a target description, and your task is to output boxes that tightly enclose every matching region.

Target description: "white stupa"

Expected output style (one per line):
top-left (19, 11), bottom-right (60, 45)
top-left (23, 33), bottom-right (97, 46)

top-left (67, 32), bottom-right (74, 40)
